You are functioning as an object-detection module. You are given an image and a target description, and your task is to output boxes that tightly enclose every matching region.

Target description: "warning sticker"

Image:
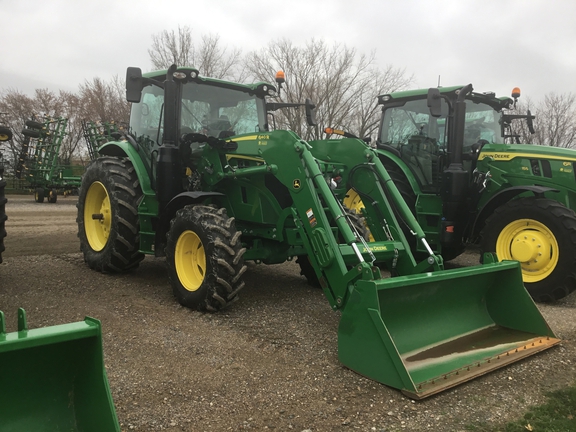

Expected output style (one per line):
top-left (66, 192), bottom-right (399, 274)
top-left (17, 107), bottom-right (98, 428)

top-left (306, 208), bottom-right (317, 227)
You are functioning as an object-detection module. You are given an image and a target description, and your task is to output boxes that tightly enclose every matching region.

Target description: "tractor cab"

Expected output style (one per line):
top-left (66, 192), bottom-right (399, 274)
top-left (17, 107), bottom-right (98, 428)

top-left (376, 86), bottom-right (508, 193)
top-left (127, 67), bottom-right (272, 153)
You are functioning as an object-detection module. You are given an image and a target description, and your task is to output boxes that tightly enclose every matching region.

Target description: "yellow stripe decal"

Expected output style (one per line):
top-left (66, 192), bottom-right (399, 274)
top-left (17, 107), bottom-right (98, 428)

top-left (478, 152), bottom-right (576, 163)
top-left (231, 135), bottom-right (259, 142)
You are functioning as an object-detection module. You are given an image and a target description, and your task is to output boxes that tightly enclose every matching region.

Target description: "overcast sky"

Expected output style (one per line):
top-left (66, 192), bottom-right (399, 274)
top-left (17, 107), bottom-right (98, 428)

top-left (1, 0), bottom-right (575, 104)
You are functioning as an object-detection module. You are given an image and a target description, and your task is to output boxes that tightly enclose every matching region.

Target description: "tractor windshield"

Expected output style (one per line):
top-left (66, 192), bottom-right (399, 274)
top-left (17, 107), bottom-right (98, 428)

top-left (181, 82), bottom-right (267, 139)
top-left (129, 81), bottom-right (268, 148)
top-left (379, 98), bottom-right (504, 191)
top-left (379, 98), bottom-right (503, 151)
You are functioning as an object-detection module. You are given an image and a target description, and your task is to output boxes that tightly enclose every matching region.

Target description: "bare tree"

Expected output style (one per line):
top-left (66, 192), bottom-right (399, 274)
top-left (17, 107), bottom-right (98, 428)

top-left (533, 93), bottom-right (576, 148)
top-left (509, 93), bottom-right (576, 148)
top-left (148, 26), bottom-right (243, 80)
top-left (245, 38), bottom-right (412, 141)
top-left (78, 76), bottom-right (130, 123)
top-left (0, 89), bottom-right (36, 174)
top-left (0, 75), bottom-right (130, 175)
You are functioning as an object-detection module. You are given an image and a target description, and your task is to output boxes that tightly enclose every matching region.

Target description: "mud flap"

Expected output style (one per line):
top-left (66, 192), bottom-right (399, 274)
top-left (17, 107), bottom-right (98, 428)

top-left (0, 309), bottom-right (120, 431)
top-left (337, 260), bottom-right (560, 399)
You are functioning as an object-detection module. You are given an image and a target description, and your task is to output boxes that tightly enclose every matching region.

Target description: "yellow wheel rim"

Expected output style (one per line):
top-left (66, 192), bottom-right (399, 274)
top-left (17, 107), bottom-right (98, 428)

top-left (343, 189), bottom-right (365, 214)
top-left (0, 134), bottom-right (9, 141)
top-left (343, 189), bottom-right (374, 242)
top-left (495, 218), bottom-right (559, 283)
top-left (84, 182), bottom-right (111, 251)
top-left (175, 230), bottom-right (206, 292)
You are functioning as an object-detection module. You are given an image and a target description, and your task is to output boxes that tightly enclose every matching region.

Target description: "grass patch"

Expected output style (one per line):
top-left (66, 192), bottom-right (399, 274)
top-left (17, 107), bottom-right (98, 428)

top-left (467, 385), bottom-right (576, 431)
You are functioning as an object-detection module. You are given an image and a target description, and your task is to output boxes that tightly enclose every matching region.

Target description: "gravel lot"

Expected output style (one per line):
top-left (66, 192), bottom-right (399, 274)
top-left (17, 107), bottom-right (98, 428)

top-left (1, 194), bottom-right (575, 432)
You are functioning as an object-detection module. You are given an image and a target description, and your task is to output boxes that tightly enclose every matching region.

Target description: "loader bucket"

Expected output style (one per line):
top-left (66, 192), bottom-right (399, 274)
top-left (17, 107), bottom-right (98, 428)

top-left (338, 260), bottom-right (560, 399)
top-left (0, 309), bottom-right (120, 432)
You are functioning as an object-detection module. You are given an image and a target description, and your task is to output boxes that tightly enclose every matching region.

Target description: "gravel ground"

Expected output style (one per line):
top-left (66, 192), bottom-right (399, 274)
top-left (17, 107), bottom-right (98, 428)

top-left (1, 195), bottom-right (575, 432)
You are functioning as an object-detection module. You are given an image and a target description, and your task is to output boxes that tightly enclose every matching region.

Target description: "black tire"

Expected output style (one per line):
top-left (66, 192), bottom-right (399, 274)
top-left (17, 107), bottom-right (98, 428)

top-left (25, 120), bottom-right (44, 130)
top-left (0, 169), bottom-right (6, 264)
top-left (0, 126), bottom-right (12, 142)
top-left (166, 205), bottom-right (247, 312)
top-left (35, 188), bottom-right (45, 203)
top-left (77, 156), bottom-right (144, 272)
top-left (22, 128), bottom-right (41, 139)
top-left (48, 189), bottom-right (57, 203)
top-left (297, 255), bottom-right (321, 287)
top-left (480, 197), bottom-right (576, 302)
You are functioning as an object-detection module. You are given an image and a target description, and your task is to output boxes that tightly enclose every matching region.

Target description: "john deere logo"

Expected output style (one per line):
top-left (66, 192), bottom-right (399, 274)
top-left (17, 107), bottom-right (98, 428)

top-left (293, 179), bottom-right (301, 189)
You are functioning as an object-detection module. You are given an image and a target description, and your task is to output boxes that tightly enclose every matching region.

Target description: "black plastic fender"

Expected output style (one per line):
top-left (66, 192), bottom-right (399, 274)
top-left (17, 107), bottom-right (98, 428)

top-left (154, 191), bottom-right (224, 255)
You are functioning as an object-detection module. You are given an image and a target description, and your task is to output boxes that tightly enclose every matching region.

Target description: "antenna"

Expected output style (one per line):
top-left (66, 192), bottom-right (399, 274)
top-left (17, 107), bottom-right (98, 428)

top-left (437, 75), bottom-right (441, 88)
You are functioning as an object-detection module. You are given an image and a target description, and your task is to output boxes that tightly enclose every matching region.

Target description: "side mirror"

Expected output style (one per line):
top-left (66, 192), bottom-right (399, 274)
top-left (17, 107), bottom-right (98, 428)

top-left (427, 88), bottom-right (442, 118)
top-left (305, 98), bottom-right (317, 127)
top-left (126, 67), bottom-right (143, 103)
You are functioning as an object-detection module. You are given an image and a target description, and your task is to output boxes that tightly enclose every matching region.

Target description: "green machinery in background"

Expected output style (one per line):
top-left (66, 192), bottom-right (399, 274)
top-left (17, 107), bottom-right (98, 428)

top-left (0, 309), bottom-right (120, 431)
top-left (74, 66), bottom-right (558, 399)
top-left (81, 120), bottom-right (126, 161)
top-left (340, 85), bottom-right (576, 302)
top-left (17, 117), bottom-right (82, 203)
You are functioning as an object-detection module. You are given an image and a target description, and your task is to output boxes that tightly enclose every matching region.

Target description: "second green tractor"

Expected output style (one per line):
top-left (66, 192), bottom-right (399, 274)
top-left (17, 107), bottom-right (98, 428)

top-left (341, 84), bottom-right (576, 302)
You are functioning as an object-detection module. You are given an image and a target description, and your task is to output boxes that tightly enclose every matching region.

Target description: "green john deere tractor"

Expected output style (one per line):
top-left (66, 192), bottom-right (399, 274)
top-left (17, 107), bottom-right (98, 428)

top-left (74, 66), bottom-right (558, 399)
top-left (341, 84), bottom-right (576, 302)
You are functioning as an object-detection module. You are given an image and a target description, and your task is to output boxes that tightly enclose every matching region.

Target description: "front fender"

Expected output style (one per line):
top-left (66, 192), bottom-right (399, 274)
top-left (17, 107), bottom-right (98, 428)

top-left (154, 191), bottom-right (225, 255)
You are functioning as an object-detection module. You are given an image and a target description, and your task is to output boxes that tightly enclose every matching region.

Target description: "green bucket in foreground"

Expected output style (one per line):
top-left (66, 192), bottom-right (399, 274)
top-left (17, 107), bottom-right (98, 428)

top-left (338, 259), bottom-right (560, 399)
top-left (0, 309), bottom-right (120, 432)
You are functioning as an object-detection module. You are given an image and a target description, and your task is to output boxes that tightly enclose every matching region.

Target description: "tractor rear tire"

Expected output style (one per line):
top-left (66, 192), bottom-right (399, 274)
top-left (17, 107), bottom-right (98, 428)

top-left (77, 156), bottom-right (144, 273)
top-left (0, 168), bottom-right (6, 263)
top-left (166, 205), bottom-right (247, 312)
top-left (35, 188), bottom-right (45, 203)
top-left (480, 197), bottom-right (576, 302)
top-left (0, 126), bottom-right (12, 142)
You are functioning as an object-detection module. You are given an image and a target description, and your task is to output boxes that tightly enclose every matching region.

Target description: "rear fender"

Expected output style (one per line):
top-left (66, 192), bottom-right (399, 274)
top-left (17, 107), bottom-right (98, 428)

top-left (98, 141), bottom-right (154, 195)
top-left (375, 151), bottom-right (422, 194)
top-left (471, 185), bottom-right (559, 241)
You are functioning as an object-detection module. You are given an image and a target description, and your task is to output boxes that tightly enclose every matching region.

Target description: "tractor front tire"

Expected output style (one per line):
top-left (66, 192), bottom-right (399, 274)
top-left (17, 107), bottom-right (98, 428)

top-left (297, 256), bottom-right (321, 287)
top-left (77, 156), bottom-right (144, 273)
top-left (480, 197), bottom-right (576, 302)
top-left (166, 205), bottom-right (247, 312)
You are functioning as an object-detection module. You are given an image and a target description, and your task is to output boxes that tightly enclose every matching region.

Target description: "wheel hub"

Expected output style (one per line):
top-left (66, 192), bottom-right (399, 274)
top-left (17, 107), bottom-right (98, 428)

top-left (496, 219), bottom-right (558, 282)
top-left (84, 182), bottom-right (111, 251)
top-left (510, 230), bottom-right (550, 265)
top-left (175, 230), bottom-right (206, 292)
